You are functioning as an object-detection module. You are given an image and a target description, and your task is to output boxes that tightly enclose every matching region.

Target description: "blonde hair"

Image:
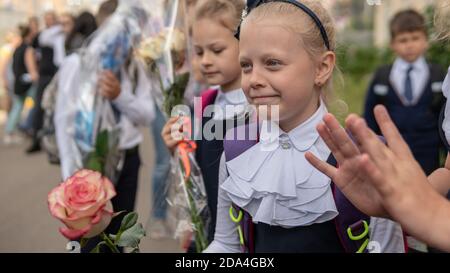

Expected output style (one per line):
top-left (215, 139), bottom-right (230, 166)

top-left (244, 1), bottom-right (338, 102)
top-left (194, 0), bottom-right (245, 33)
top-left (435, 2), bottom-right (450, 41)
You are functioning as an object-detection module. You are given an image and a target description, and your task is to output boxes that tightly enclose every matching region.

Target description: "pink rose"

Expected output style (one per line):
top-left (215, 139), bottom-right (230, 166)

top-left (48, 170), bottom-right (116, 240)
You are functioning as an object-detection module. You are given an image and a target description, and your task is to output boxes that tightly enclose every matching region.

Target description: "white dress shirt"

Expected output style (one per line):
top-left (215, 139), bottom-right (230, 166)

top-left (389, 56), bottom-right (429, 105)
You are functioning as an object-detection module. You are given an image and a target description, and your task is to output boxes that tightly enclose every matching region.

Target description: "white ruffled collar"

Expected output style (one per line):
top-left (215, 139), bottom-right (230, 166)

top-left (213, 88), bottom-right (248, 120)
top-left (259, 102), bottom-right (328, 152)
top-left (222, 102), bottom-right (338, 227)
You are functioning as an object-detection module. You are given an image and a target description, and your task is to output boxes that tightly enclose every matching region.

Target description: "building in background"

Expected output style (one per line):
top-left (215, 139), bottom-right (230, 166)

top-left (373, 0), bottom-right (447, 47)
top-left (325, 0), bottom-right (446, 47)
top-left (327, 0), bottom-right (376, 47)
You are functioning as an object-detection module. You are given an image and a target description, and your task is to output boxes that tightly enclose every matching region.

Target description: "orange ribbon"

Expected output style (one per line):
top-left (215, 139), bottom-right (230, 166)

top-left (177, 140), bottom-right (197, 181)
top-left (176, 116), bottom-right (197, 181)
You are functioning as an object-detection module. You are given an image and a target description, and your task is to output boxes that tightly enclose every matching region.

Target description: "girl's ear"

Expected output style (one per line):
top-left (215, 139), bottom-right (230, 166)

top-left (315, 51), bottom-right (336, 87)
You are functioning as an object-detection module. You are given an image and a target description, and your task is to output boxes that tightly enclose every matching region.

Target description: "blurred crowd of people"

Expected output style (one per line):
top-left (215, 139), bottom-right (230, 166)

top-left (0, 3), bottom-right (104, 152)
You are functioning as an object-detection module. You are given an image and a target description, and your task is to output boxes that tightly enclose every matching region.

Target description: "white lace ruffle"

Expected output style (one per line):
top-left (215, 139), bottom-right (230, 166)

top-left (221, 103), bottom-right (338, 228)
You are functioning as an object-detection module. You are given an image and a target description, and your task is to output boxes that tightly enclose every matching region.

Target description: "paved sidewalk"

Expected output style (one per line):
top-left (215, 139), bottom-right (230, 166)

top-left (0, 123), bottom-right (182, 253)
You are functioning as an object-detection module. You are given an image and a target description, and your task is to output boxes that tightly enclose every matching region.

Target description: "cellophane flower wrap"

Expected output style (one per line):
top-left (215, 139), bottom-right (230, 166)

top-left (71, 0), bottom-right (148, 183)
top-left (136, 0), bottom-right (210, 252)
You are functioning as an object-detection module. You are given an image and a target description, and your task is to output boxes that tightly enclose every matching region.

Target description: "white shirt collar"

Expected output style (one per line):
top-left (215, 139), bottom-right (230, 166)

top-left (215, 87), bottom-right (248, 105)
top-left (393, 56), bottom-right (427, 72)
top-left (213, 87), bottom-right (248, 120)
top-left (260, 101), bottom-right (326, 152)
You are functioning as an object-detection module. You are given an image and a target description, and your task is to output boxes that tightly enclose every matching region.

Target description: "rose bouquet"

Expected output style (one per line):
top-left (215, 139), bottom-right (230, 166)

top-left (137, 19), bottom-right (190, 116)
top-left (48, 170), bottom-right (146, 253)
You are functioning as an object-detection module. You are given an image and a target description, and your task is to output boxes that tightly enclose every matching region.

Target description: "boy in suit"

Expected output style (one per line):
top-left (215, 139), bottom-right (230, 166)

top-left (363, 9), bottom-right (447, 253)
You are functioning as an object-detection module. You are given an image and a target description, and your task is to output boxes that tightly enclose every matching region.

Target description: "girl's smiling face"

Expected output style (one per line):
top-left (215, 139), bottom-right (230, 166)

top-left (239, 17), bottom-right (324, 132)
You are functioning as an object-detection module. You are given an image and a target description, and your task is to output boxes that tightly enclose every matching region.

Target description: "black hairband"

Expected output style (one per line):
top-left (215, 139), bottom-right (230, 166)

top-left (235, 0), bottom-right (331, 51)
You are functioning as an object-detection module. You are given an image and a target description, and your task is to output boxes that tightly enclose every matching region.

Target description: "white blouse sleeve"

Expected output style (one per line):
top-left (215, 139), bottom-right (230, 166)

top-left (112, 62), bottom-right (155, 126)
top-left (203, 153), bottom-right (242, 253)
